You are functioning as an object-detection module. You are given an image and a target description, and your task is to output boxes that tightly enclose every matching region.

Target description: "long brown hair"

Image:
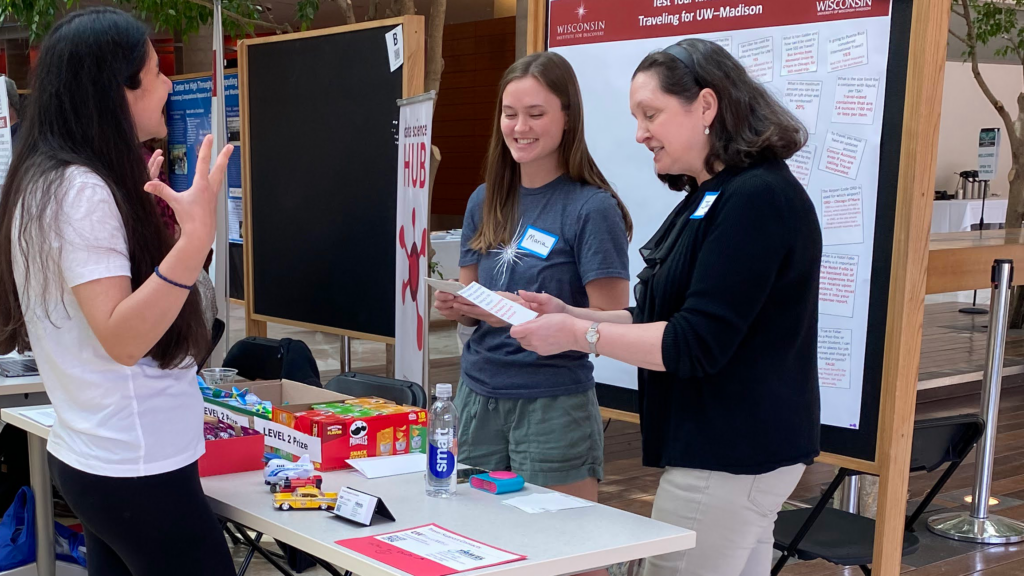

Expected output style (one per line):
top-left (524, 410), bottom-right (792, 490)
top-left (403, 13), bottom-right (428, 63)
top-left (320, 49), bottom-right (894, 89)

top-left (471, 52), bottom-right (633, 252)
top-left (634, 39), bottom-right (807, 192)
top-left (0, 8), bottom-right (210, 369)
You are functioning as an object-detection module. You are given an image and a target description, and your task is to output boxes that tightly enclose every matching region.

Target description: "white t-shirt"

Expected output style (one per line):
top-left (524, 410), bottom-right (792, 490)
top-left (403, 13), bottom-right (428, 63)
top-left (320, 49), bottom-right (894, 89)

top-left (12, 167), bottom-right (205, 477)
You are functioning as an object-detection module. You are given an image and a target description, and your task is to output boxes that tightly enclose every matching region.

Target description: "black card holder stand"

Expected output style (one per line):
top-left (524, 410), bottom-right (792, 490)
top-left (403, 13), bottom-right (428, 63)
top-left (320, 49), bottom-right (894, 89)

top-left (331, 487), bottom-right (396, 527)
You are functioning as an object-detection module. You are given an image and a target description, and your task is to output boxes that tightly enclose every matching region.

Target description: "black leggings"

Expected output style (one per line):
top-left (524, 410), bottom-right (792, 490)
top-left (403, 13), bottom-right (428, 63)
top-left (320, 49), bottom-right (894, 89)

top-left (49, 454), bottom-right (235, 576)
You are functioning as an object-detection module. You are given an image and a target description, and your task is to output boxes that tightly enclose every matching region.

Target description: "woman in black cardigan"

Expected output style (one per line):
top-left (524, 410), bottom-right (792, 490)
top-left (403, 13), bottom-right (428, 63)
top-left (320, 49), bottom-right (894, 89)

top-left (510, 39), bottom-right (822, 576)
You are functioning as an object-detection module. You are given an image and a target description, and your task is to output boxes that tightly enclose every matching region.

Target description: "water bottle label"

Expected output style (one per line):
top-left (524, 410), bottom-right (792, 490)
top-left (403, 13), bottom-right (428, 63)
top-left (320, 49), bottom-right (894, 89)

top-left (428, 443), bottom-right (455, 478)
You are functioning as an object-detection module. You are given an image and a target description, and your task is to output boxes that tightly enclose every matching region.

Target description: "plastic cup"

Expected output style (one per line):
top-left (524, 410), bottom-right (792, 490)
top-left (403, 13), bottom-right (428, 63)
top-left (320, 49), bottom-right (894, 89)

top-left (201, 367), bottom-right (239, 388)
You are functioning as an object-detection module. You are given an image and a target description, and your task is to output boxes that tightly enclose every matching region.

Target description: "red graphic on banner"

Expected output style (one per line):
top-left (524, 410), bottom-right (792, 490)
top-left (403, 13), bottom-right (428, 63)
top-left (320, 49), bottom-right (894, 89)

top-left (547, 0), bottom-right (890, 48)
top-left (399, 208), bottom-right (428, 351)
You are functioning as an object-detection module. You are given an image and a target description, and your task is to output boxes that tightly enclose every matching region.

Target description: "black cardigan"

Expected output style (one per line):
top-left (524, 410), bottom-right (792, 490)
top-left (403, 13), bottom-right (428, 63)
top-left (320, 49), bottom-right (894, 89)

top-left (633, 159), bottom-right (822, 475)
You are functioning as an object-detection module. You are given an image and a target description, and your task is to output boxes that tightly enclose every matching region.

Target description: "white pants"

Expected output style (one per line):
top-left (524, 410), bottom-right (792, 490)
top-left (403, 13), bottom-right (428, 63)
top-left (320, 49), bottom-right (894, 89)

top-left (643, 463), bottom-right (806, 576)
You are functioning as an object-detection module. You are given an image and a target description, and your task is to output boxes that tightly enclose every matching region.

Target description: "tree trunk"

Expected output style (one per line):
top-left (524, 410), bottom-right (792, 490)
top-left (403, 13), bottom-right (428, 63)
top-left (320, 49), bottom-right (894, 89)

top-left (334, 0), bottom-right (356, 25)
top-left (425, 0), bottom-right (447, 94)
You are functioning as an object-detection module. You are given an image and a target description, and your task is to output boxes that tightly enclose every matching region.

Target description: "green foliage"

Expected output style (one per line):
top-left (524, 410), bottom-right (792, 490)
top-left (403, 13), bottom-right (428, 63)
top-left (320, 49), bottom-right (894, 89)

top-left (0, 0), bottom-right (322, 43)
top-left (955, 0), bottom-right (1024, 62)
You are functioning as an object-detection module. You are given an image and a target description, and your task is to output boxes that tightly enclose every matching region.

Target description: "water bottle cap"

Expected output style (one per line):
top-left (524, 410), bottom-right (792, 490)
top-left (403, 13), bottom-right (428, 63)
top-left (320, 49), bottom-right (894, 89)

top-left (436, 383), bottom-right (453, 398)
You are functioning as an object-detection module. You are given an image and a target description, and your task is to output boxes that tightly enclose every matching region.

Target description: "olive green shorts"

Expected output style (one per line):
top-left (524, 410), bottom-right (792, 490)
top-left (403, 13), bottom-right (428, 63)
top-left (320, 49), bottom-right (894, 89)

top-left (454, 381), bottom-right (604, 487)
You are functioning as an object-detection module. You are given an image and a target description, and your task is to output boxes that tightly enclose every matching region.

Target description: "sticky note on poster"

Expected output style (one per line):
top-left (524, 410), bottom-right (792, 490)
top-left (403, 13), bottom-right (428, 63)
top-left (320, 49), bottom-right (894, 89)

top-left (818, 328), bottom-right (853, 389)
top-left (711, 37), bottom-right (733, 53)
top-left (784, 81), bottom-right (822, 134)
top-left (786, 144), bottom-right (816, 188)
top-left (739, 37), bottom-right (774, 83)
top-left (832, 76), bottom-right (880, 125)
top-left (819, 131), bottom-right (867, 180)
top-left (782, 32), bottom-right (818, 76)
top-left (828, 31), bottom-right (868, 72)
top-left (821, 186), bottom-right (864, 246)
top-left (819, 253), bottom-right (859, 318)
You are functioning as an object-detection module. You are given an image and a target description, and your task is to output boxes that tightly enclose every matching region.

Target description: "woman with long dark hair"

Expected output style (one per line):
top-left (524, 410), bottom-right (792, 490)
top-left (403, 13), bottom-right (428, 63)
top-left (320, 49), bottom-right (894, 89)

top-left (0, 8), bottom-right (235, 575)
top-left (511, 39), bottom-right (822, 576)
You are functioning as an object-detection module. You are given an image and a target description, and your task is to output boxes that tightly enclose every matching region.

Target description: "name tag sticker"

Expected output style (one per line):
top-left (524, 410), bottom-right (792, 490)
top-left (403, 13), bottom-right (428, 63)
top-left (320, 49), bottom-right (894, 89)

top-left (518, 226), bottom-right (559, 258)
top-left (690, 192), bottom-right (720, 219)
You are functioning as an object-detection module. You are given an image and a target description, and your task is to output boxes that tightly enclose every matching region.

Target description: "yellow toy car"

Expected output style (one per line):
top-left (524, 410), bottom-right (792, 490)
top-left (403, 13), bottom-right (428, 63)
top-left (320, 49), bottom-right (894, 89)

top-left (272, 486), bottom-right (338, 511)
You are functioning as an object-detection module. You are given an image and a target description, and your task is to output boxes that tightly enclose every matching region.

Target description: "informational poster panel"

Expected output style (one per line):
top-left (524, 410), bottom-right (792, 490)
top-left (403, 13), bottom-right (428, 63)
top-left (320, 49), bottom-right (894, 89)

top-left (167, 72), bottom-right (245, 300)
top-left (0, 75), bottom-right (14, 187)
top-left (548, 0), bottom-right (896, 433)
top-left (167, 73), bottom-right (244, 244)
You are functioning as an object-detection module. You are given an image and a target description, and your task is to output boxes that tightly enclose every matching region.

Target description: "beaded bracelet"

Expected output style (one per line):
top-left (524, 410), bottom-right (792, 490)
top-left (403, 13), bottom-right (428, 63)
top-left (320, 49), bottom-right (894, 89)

top-left (154, 267), bottom-right (194, 290)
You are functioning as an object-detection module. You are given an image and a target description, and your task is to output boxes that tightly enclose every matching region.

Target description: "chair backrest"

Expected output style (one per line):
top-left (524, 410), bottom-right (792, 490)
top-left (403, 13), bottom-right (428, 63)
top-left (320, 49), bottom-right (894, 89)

top-left (325, 372), bottom-right (427, 408)
top-left (909, 414), bottom-right (985, 473)
top-left (223, 336), bottom-right (284, 381)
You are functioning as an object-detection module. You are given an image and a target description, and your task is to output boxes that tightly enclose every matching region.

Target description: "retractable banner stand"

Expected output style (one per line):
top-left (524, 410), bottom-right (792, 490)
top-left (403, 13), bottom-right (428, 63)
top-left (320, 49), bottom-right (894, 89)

top-left (0, 76), bottom-right (13, 187)
top-left (395, 93), bottom-right (436, 386)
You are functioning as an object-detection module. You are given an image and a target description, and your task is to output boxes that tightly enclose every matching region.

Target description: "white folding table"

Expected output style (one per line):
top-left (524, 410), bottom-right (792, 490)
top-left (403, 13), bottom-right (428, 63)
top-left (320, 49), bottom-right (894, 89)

top-left (2, 406), bottom-right (695, 576)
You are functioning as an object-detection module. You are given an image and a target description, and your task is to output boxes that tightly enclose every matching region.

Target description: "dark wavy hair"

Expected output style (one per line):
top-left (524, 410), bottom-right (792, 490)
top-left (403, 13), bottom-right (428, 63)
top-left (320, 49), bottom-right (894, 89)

top-left (634, 38), bottom-right (807, 192)
top-left (0, 8), bottom-right (209, 369)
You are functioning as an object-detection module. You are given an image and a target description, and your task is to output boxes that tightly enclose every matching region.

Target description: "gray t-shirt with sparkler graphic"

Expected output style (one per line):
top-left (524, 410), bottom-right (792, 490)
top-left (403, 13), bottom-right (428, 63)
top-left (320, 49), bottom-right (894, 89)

top-left (458, 174), bottom-right (630, 399)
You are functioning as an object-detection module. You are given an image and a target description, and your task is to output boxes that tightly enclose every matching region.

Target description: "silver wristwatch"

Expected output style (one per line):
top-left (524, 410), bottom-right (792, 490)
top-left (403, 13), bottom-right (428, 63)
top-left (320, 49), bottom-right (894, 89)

top-left (586, 322), bottom-right (601, 357)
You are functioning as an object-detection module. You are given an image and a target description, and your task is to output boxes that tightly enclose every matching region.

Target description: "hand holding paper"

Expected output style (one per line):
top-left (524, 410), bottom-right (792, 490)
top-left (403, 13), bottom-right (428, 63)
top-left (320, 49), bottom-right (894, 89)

top-left (456, 283), bottom-right (538, 327)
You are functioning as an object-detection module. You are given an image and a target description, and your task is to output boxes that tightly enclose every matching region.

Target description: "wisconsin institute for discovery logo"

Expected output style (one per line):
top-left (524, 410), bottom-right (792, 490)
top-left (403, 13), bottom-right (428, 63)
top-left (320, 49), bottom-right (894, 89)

top-left (554, 2), bottom-right (606, 41)
top-left (816, 0), bottom-right (873, 16)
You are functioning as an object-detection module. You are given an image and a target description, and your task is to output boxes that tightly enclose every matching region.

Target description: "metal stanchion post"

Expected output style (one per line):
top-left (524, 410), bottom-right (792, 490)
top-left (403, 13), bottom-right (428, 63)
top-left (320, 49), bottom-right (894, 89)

top-left (341, 336), bottom-right (352, 373)
top-left (929, 259), bottom-right (1024, 543)
top-left (840, 476), bottom-right (860, 514)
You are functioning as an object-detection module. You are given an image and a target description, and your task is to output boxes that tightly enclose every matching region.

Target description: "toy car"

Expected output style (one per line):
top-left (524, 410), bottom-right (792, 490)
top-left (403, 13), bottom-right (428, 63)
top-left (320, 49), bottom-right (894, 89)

top-left (263, 454), bottom-right (314, 486)
top-left (269, 475), bottom-right (324, 494)
top-left (273, 486), bottom-right (338, 511)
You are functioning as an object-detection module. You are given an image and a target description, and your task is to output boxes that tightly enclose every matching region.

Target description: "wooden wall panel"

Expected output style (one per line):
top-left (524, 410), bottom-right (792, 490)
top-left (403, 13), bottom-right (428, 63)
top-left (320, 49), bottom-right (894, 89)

top-left (432, 16), bottom-right (516, 218)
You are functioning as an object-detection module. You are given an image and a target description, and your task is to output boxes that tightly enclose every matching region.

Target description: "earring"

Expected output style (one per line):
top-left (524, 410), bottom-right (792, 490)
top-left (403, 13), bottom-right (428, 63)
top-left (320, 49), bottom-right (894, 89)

top-left (704, 126), bottom-right (710, 135)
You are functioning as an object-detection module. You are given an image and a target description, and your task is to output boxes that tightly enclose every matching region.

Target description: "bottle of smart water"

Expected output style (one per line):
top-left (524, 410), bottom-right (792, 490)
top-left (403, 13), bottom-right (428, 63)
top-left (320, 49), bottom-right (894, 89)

top-left (426, 383), bottom-right (459, 498)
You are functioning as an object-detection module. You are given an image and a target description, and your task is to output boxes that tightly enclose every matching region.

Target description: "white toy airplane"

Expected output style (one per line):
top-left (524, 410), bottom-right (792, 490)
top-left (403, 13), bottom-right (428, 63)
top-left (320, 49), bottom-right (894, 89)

top-left (263, 454), bottom-right (314, 485)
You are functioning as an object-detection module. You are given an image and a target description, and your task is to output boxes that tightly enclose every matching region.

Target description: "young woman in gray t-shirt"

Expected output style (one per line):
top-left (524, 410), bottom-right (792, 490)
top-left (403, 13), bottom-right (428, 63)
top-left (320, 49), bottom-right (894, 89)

top-left (433, 52), bottom-right (632, 542)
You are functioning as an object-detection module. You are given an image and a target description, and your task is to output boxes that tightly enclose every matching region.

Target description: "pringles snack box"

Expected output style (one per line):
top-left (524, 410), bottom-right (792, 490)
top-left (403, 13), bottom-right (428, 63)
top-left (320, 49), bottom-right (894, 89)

top-left (289, 400), bottom-right (427, 471)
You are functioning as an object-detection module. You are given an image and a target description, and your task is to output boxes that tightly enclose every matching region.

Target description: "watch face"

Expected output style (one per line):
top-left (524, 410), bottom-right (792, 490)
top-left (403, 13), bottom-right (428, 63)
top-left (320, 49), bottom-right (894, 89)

top-left (587, 330), bottom-right (598, 344)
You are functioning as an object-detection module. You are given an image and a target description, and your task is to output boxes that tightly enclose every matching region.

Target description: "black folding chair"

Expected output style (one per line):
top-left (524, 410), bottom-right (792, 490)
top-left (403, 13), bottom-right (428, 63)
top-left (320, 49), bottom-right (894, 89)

top-left (772, 414), bottom-right (984, 575)
top-left (325, 372), bottom-right (428, 408)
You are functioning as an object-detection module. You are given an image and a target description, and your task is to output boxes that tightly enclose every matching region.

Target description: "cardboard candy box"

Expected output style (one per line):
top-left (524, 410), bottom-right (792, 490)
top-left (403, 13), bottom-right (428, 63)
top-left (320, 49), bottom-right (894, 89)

top-left (276, 400), bottom-right (428, 471)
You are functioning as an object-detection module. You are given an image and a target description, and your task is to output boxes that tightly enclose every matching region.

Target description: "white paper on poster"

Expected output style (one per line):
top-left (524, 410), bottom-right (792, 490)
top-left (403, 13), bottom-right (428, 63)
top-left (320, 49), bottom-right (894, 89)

top-left (828, 30), bottom-right (869, 72)
top-left (738, 37), bottom-right (774, 83)
top-left (386, 26), bottom-right (404, 72)
top-left (228, 197), bottom-right (243, 244)
top-left (818, 328), bottom-right (853, 389)
top-left (819, 253), bottom-right (859, 318)
top-left (978, 128), bottom-right (1000, 181)
top-left (822, 186), bottom-right (865, 246)
top-left (819, 131), bottom-right (867, 180)
top-left (832, 76), bottom-right (880, 125)
top-left (711, 37), bottom-right (733, 53)
top-left (782, 32), bottom-right (818, 76)
top-left (394, 96), bottom-right (434, 386)
top-left (784, 81), bottom-right (822, 134)
top-left (785, 144), bottom-right (817, 188)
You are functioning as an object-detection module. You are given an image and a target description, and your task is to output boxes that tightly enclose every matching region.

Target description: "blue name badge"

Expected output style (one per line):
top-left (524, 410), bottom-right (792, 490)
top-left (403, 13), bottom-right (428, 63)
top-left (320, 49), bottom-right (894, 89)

top-left (690, 192), bottom-right (720, 219)
top-left (518, 226), bottom-right (560, 258)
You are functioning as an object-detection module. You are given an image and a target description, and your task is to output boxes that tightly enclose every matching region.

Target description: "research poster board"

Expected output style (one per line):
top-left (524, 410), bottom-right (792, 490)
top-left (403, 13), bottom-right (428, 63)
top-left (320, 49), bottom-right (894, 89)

top-left (167, 73), bottom-right (244, 244)
top-left (547, 0), bottom-right (897, 435)
top-left (0, 75), bottom-right (13, 187)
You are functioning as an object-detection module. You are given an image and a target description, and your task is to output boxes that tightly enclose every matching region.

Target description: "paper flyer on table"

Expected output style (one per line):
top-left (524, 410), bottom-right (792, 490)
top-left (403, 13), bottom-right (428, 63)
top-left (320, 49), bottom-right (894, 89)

top-left (457, 282), bottom-right (538, 326)
top-left (347, 453), bottom-right (426, 479)
top-left (502, 493), bottom-right (595, 514)
top-left (337, 524), bottom-right (526, 576)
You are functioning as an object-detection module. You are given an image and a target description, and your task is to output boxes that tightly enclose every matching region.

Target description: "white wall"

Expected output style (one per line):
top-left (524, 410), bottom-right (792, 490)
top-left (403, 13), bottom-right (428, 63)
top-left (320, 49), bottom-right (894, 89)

top-left (935, 61), bottom-right (1020, 195)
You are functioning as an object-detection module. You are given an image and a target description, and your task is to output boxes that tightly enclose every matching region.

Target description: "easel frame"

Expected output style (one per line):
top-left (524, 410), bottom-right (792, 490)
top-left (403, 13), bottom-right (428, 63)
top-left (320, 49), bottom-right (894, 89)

top-left (527, 0), bottom-right (949, 573)
top-left (238, 16), bottom-right (425, 344)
